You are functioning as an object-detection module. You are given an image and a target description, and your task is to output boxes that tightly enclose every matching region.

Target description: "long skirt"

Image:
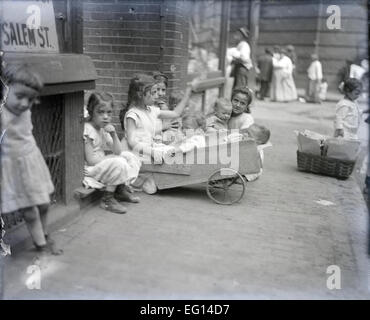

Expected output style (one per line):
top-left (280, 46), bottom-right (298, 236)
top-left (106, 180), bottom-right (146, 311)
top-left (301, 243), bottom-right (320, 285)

top-left (270, 69), bottom-right (298, 102)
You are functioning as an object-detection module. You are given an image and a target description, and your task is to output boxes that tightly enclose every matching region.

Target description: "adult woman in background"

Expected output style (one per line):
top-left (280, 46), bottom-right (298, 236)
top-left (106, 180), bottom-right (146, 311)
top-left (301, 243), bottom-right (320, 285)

top-left (270, 48), bottom-right (298, 102)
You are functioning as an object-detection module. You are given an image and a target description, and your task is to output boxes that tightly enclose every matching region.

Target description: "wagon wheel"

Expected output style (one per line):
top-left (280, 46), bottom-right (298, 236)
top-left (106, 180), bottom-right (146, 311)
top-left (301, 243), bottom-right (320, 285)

top-left (206, 168), bottom-right (246, 205)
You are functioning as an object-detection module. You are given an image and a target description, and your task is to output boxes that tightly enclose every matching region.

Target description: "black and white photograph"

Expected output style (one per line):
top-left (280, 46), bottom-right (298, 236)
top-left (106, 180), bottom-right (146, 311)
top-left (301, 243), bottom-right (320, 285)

top-left (0, 0), bottom-right (369, 302)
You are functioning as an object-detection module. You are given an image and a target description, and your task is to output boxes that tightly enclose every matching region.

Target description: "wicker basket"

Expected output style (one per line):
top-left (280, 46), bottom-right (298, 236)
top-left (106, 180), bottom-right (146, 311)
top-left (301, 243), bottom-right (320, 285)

top-left (297, 150), bottom-right (355, 179)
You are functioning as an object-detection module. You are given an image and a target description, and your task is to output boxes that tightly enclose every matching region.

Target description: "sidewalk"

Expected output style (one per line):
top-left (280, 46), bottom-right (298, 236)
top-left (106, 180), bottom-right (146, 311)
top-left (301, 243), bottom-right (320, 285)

top-left (296, 88), bottom-right (343, 102)
top-left (2, 99), bottom-right (369, 299)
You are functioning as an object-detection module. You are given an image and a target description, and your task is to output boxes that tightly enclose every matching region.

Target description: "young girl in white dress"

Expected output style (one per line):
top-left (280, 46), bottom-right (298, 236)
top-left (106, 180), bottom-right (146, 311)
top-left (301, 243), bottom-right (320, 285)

top-left (123, 74), bottom-right (194, 193)
top-left (124, 74), bottom-right (193, 154)
top-left (1, 63), bottom-right (62, 254)
top-left (84, 92), bottom-right (141, 214)
top-left (334, 78), bottom-right (363, 139)
top-left (270, 49), bottom-right (298, 102)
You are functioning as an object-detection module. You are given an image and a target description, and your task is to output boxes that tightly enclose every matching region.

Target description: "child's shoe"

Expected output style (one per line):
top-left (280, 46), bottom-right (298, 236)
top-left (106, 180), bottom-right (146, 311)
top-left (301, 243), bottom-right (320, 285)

top-left (100, 191), bottom-right (127, 214)
top-left (115, 184), bottom-right (140, 203)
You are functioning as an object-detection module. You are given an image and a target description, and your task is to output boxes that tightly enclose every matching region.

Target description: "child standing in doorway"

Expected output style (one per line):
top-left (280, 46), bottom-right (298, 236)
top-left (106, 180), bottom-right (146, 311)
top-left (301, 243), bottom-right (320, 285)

top-left (84, 92), bottom-right (141, 214)
top-left (123, 74), bottom-right (195, 194)
top-left (1, 63), bottom-right (62, 255)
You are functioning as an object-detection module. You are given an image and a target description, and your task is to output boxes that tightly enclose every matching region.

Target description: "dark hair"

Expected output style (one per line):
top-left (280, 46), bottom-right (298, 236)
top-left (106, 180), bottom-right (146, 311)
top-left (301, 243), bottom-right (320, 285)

top-left (3, 63), bottom-right (43, 92)
top-left (265, 48), bottom-right (273, 55)
top-left (119, 74), bottom-right (155, 130)
top-left (343, 78), bottom-right (362, 93)
top-left (86, 92), bottom-right (114, 120)
top-left (231, 86), bottom-right (253, 107)
top-left (238, 27), bottom-right (249, 39)
top-left (126, 73), bottom-right (155, 108)
top-left (273, 45), bottom-right (281, 53)
top-left (153, 71), bottom-right (168, 87)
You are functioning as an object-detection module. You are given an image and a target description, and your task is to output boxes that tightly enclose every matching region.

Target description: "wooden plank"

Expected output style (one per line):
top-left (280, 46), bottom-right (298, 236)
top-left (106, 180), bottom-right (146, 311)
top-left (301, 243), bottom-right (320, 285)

top-left (64, 91), bottom-right (85, 204)
top-left (229, 0), bottom-right (249, 33)
top-left (4, 53), bottom-right (98, 84)
top-left (258, 32), bottom-right (316, 46)
top-left (74, 187), bottom-right (96, 199)
top-left (319, 17), bottom-right (367, 32)
top-left (153, 168), bottom-right (218, 190)
top-left (71, 0), bottom-right (83, 54)
top-left (53, 0), bottom-right (68, 53)
top-left (261, 4), bottom-right (319, 19)
top-left (318, 32), bottom-right (368, 47)
top-left (324, 3), bottom-right (367, 19)
top-left (261, 2), bottom-right (366, 19)
top-left (260, 17), bottom-right (367, 33)
top-left (321, 60), bottom-right (360, 75)
top-left (259, 31), bottom-right (368, 48)
top-left (41, 81), bottom-right (96, 96)
top-left (141, 163), bottom-right (192, 175)
top-left (260, 18), bottom-right (318, 32)
top-left (315, 46), bottom-right (361, 61)
top-left (218, 0), bottom-right (230, 79)
top-left (151, 139), bottom-right (262, 190)
top-left (248, 0), bottom-right (260, 88)
top-left (191, 77), bottom-right (226, 93)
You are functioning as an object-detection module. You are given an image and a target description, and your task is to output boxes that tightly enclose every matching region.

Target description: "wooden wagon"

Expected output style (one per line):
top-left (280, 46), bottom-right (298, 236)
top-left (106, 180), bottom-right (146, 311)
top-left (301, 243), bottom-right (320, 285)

top-left (140, 136), bottom-right (262, 205)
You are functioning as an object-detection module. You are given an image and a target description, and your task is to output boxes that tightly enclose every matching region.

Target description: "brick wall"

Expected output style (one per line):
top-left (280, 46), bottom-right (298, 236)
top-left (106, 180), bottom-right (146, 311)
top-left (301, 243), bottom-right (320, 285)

top-left (82, 0), bottom-right (189, 135)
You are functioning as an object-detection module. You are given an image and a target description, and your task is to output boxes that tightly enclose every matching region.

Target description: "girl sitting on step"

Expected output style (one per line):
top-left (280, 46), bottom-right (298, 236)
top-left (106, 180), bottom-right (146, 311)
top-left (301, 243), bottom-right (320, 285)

top-left (84, 92), bottom-right (141, 214)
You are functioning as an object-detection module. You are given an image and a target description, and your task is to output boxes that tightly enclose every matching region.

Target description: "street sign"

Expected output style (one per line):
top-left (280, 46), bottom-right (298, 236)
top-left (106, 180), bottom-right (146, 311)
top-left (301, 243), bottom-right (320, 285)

top-left (0, 0), bottom-right (59, 53)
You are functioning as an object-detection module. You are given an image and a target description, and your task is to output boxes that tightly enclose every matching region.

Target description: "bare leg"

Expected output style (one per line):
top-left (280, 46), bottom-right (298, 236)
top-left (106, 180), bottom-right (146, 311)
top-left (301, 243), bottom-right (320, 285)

top-left (38, 203), bottom-right (49, 237)
top-left (22, 207), bottom-right (47, 247)
top-left (37, 204), bottom-right (63, 255)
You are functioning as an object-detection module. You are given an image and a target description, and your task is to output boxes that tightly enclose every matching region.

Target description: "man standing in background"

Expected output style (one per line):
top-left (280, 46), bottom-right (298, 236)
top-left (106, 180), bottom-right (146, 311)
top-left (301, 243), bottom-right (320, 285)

top-left (256, 48), bottom-right (273, 100)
